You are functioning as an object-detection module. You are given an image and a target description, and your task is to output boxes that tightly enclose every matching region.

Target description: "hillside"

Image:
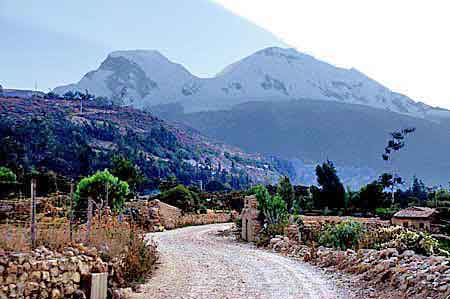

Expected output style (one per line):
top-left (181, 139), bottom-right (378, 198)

top-left (0, 97), bottom-right (294, 189)
top-left (173, 99), bottom-right (450, 187)
top-left (54, 47), bottom-right (450, 119)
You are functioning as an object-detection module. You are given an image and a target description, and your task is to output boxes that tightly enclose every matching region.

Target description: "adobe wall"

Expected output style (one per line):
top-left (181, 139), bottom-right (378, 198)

top-left (391, 217), bottom-right (432, 231)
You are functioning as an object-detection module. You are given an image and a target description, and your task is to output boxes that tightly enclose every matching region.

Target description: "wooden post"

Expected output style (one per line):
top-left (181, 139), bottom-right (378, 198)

top-left (69, 181), bottom-right (74, 242)
top-left (30, 178), bottom-right (37, 249)
top-left (90, 273), bottom-right (108, 299)
top-left (86, 197), bottom-right (93, 244)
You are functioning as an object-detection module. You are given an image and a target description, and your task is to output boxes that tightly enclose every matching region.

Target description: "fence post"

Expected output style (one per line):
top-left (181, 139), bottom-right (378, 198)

top-left (86, 197), bottom-right (93, 244)
top-left (30, 178), bottom-right (37, 249)
top-left (69, 181), bottom-right (74, 242)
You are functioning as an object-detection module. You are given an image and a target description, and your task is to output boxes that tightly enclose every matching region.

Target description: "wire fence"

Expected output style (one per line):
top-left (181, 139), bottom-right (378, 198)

top-left (0, 179), bottom-right (130, 252)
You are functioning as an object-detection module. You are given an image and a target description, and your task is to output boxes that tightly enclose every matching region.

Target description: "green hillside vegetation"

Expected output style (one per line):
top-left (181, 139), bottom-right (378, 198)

top-left (0, 97), bottom-right (293, 196)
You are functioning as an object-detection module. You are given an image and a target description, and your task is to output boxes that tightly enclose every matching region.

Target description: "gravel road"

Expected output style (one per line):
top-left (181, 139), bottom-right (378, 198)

top-left (132, 223), bottom-right (350, 299)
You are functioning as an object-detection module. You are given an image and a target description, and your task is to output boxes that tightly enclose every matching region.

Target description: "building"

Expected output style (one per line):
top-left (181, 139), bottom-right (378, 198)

top-left (241, 195), bottom-right (261, 242)
top-left (392, 207), bottom-right (438, 232)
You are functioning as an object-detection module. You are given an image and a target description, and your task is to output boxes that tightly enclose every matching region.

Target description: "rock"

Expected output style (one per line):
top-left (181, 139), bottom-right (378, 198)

top-left (30, 271), bottom-right (42, 281)
top-left (401, 250), bottom-right (415, 257)
top-left (65, 282), bottom-right (75, 295)
top-left (78, 262), bottom-right (90, 275)
top-left (73, 290), bottom-right (87, 299)
top-left (26, 282), bottom-right (39, 293)
top-left (71, 272), bottom-right (81, 283)
top-left (51, 288), bottom-right (61, 299)
top-left (50, 267), bottom-right (59, 277)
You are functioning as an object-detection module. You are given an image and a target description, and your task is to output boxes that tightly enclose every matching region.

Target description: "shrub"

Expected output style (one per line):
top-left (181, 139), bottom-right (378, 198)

top-left (75, 170), bottom-right (130, 215)
top-left (159, 185), bottom-right (199, 212)
top-left (253, 185), bottom-right (288, 225)
top-left (318, 219), bottom-right (364, 250)
top-left (375, 207), bottom-right (399, 220)
top-left (381, 230), bottom-right (441, 256)
top-left (120, 231), bottom-right (158, 284)
top-left (0, 166), bottom-right (16, 183)
top-left (255, 223), bottom-right (288, 247)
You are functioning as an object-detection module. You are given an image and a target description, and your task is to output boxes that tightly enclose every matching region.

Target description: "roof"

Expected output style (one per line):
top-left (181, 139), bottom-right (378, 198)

top-left (393, 207), bottom-right (437, 219)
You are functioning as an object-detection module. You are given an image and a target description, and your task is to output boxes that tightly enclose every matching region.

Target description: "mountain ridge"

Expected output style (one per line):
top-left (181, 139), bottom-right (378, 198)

top-left (54, 47), bottom-right (450, 120)
top-left (0, 96), bottom-right (294, 189)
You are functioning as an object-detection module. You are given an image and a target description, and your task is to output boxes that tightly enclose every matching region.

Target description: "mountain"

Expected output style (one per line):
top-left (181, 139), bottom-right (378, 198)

top-left (54, 47), bottom-right (450, 119)
top-left (0, 96), bottom-right (294, 189)
top-left (53, 47), bottom-right (450, 186)
top-left (173, 99), bottom-right (450, 187)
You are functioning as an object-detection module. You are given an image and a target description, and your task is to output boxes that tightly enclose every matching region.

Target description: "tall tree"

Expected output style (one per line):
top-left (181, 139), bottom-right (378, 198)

top-left (359, 181), bottom-right (384, 213)
top-left (277, 176), bottom-right (295, 212)
top-left (111, 156), bottom-right (145, 195)
top-left (315, 160), bottom-right (345, 209)
top-left (382, 127), bottom-right (416, 203)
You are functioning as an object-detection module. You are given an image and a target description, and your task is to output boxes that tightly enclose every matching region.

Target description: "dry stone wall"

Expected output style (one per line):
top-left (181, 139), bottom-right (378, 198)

top-left (268, 237), bottom-right (450, 299)
top-left (126, 200), bottom-right (234, 232)
top-left (0, 246), bottom-right (107, 299)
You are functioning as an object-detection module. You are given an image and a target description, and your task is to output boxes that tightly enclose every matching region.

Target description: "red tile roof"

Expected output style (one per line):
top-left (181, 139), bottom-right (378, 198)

top-left (393, 207), bottom-right (437, 219)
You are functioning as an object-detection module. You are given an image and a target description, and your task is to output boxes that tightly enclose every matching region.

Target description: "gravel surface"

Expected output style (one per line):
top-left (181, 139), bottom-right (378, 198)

top-left (132, 223), bottom-right (351, 299)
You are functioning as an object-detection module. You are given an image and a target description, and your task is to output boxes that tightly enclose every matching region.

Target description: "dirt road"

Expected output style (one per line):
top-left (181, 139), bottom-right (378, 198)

top-left (132, 223), bottom-right (350, 299)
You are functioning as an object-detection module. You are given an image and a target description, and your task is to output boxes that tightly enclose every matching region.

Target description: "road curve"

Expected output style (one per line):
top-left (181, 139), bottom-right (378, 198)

top-left (132, 223), bottom-right (350, 299)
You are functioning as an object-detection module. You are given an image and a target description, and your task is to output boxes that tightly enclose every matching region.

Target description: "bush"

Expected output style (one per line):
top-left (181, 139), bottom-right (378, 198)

top-left (120, 231), bottom-right (158, 284)
top-left (381, 230), bottom-right (441, 256)
top-left (0, 166), bottom-right (16, 183)
top-left (159, 185), bottom-right (199, 212)
top-left (253, 185), bottom-right (288, 225)
top-left (255, 223), bottom-right (288, 247)
top-left (375, 207), bottom-right (399, 220)
top-left (318, 219), bottom-right (364, 250)
top-left (75, 170), bottom-right (130, 215)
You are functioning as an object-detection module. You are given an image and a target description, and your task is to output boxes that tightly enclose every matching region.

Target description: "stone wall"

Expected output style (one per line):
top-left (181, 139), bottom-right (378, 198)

top-left (0, 246), bottom-right (107, 299)
top-left (178, 212), bottom-right (235, 227)
top-left (157, 201), bottom-right (182, 230)
top-left (126, 200), bottom-right (235, 232)
top-left (268, 237), bottom-right (450, 298)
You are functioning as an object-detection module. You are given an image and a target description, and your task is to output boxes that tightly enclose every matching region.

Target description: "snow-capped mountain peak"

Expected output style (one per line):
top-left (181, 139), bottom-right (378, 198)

top-left (54, 47), bottom-right (448, 119)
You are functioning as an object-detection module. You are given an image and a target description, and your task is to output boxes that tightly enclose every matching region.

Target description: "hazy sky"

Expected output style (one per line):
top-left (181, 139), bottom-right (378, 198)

top-left (215, 0), bottom-right (450, 109)
top-left (0, 0), bottom-right (283, 92)
top-left (1, 0), bottom-right (448, 109)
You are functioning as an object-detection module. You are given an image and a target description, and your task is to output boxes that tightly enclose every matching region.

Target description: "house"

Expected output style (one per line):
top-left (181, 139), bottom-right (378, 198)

top-left (392, 207), bottom-right (438, 232)
top-left (241, 195), bottom-right (261, 242)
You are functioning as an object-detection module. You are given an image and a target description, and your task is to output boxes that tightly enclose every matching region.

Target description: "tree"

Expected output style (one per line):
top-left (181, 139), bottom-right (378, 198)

top-left (382, 127), bottom-right (416, 203)
top-left (253, 185), bottom-right (288, 225)
top-left (315, 160), bottom-right (345, 209)
top-left (62, 91), bottom-right (75, 100)
top-left (111, 156), bottom-right (145, 195)
top-left (411, 176), bottom-right (427, 201)
top-left (75, 169), bottom-right (130, 214)
top-left (358, 181), bottom-right (384, 213)
top-left (159, 185), bottom-right (199, 212)
top-left (378, 173), bottom-right (394, 189)
top-left (277, 176), bottom-right (295, 212)
top-left (205, 180), bottom-right (228, 192)
top-left (0, 166), bottom-right (16, 183)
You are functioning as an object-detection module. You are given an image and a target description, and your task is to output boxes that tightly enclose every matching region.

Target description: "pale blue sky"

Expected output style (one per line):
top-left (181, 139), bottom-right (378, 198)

top-left (0, 0), bottom-right (284, 91)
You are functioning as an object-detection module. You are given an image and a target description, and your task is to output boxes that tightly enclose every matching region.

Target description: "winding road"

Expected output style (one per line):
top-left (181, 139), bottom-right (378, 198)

top-left (132, 223), bottom-right (350, 299)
